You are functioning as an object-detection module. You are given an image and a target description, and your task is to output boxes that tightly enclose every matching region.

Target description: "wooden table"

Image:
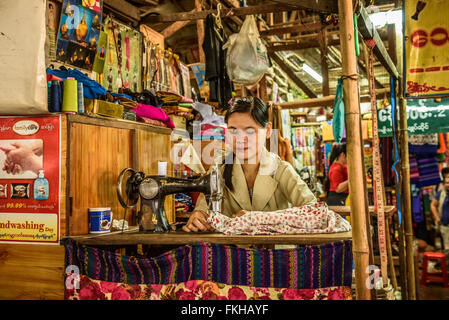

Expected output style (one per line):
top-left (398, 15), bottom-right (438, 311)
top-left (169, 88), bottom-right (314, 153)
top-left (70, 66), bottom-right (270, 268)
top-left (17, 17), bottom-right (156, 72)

top-left (67, 230), bottom-right (352, 246)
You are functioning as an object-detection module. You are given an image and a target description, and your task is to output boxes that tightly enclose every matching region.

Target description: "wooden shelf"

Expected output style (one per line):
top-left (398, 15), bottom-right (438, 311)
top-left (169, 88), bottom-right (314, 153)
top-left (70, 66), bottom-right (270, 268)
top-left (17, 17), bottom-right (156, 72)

top-left (66, 230), bottom-right (352, 246)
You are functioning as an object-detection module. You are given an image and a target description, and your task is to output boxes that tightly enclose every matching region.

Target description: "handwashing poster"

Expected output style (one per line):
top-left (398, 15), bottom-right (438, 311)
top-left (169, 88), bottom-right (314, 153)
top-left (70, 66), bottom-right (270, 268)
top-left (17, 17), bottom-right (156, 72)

top-left (0, 116), bottom-right (61, 244)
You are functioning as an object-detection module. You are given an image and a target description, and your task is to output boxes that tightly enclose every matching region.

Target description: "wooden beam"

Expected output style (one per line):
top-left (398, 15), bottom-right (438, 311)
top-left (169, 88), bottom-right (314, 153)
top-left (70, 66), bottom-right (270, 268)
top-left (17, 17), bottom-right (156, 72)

top-left (141, 4), bottom-right (296, 23)
top-left (104, 0), bottom-right (140, 22)
top-left (195, 0), bottom-right (205, 63)
top-left (262, 0), bottom-right (338, 13)
top-left (357, 4), bottom-right (399, 79)
top-left (269, 53), bottom-right (317, 99)
top-left (260, 22), bottom-right (323, 37)
top-left (267, 38), bottom-right (341, 52)
top-left (277, 88), bottom-right (390, 109)
top-left (160, 8), bottom-right (197, 38)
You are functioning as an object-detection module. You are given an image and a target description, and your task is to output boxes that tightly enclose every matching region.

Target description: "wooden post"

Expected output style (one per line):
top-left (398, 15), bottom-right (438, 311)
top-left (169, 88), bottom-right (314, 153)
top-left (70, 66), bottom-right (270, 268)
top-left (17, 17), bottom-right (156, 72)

top-left (399, 93), bottom-right (417, 300)
top-left (195, 0), bottom-right (206, 63)
top-left (338, 0), bottom-right (371, 300)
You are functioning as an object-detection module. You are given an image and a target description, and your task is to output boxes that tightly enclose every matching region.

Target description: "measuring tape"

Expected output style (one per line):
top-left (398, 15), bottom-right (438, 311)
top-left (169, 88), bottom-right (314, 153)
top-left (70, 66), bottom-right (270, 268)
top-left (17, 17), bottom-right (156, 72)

top-left (365, 39), bottom-right (389, 289)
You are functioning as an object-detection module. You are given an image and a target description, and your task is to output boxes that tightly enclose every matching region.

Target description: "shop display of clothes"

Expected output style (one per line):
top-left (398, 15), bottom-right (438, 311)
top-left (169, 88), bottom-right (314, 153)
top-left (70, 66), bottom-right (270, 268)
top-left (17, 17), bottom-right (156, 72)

top-left (202, 14), bottom-right (232, 109)
top-left (207, 202), bottom-right (351, 235)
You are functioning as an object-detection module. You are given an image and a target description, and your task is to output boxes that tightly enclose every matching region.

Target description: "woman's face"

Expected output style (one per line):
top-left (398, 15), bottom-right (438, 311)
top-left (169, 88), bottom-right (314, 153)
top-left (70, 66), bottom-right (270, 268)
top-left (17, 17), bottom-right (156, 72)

top-left (226, 112), bottom-right (271, 163)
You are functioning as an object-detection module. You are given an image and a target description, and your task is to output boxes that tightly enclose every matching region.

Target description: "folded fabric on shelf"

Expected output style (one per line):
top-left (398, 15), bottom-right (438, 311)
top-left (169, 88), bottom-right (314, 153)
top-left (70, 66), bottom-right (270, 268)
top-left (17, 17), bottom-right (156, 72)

top-left (208, 202), bottom-right (351, 235)
top-left (132, 103), bottom-right (175, 129)
top-left (156, 90), bottom-right (182, 104)
top-left (137, 116), bottom-right (169, 128)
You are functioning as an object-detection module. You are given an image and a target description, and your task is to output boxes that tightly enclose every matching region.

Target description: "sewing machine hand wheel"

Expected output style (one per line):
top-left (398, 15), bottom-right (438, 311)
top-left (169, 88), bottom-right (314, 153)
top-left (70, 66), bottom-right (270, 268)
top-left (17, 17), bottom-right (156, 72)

top-left (117, 168), bottom-right (143, 209)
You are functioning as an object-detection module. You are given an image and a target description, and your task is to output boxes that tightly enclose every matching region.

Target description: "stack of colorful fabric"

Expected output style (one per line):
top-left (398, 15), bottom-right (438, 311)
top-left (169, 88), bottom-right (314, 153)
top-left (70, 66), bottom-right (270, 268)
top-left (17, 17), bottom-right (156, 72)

top-left (174, 193), bottom-right (193, 214)
top-left (64, 239), bottom-right (353, 300)
top-left (156, 91), bottom-right (195, 127)
top-left (132, 102), bottom-right (175, 129)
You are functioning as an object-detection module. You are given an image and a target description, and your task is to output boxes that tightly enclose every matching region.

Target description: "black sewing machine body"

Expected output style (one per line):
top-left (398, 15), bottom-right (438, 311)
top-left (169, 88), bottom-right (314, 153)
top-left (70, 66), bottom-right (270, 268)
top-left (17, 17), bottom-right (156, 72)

top-left (117, 167), bottom-right (222, 232)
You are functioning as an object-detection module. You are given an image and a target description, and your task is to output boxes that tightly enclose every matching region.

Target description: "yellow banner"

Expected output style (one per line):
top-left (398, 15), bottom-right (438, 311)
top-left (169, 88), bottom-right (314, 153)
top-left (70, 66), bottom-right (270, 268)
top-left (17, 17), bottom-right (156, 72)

top-left (405, 0), bottom-right (449, 97)
top-left (0, 213), bottom-right (58, 243)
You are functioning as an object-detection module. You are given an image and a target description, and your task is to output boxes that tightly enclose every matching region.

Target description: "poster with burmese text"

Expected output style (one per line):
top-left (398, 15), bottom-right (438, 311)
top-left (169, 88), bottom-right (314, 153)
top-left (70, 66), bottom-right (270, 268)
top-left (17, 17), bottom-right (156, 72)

top-left (404, 0), bottom-right (449, 97)
top-left (0, 116), bottom-right (61, 244)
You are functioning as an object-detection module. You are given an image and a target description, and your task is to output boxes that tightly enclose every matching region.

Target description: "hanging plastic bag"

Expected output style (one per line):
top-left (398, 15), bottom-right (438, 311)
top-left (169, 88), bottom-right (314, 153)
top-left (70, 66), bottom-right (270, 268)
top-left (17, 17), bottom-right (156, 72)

top-left (223, 15), bottom-right (270, 85)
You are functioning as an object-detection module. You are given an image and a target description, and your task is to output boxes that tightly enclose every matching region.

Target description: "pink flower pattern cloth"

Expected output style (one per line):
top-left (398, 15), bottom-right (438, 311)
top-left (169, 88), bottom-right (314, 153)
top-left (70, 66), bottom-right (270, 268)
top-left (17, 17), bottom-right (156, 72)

top-left (207, 202), bottom-right (351, 235)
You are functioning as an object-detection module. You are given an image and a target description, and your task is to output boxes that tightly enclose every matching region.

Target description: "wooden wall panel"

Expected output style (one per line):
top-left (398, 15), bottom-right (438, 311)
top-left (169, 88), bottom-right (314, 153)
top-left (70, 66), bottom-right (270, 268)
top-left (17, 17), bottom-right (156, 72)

top-left (69, 123), bottom-right (133, 235)
top-left (136, 130), bottom-right (174, 223)
top-left (0, 244), bottom-right (64, 300)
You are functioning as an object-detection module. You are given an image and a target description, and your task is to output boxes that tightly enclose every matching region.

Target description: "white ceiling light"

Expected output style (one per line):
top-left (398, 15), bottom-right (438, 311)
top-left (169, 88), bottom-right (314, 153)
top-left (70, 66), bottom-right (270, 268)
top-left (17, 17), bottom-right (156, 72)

top-left (369, 10), bottom-right (402, 27)
top-left (303, 63), bottom-right (323, 83)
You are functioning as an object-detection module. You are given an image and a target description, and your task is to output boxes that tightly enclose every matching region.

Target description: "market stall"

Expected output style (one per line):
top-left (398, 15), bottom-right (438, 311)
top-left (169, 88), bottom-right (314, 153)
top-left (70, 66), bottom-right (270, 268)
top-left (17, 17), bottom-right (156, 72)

top-left (2, 0), bottom-right (445, 302)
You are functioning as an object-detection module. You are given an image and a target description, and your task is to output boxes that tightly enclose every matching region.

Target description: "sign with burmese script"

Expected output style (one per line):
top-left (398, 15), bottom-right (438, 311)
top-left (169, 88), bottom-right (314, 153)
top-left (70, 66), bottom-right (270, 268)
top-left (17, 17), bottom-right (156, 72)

top-left (377, 98), bottom-right (449, 137)
top-left (404, 0), bottom-right (449, 97)
top-left (0, 116), bottom-right (61, 244)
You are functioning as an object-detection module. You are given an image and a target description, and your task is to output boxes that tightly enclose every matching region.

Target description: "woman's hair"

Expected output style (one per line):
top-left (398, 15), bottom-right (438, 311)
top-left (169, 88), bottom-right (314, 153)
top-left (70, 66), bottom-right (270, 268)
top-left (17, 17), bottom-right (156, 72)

top-left (324, 143), bottom-right (347, 192)
top-left (223, 96), bottom-right (269, 191)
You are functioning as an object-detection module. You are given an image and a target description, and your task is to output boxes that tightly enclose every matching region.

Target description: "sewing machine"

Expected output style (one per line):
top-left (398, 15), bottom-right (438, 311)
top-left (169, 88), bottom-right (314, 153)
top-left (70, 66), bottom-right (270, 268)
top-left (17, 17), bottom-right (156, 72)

top-left (117, 166), bottom-right (222, 232)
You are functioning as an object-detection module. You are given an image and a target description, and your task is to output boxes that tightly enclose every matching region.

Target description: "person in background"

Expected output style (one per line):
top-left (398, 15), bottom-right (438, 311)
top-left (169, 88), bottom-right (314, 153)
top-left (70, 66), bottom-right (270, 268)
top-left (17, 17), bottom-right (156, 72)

top-left (325, 143), bottom-right (349, 206)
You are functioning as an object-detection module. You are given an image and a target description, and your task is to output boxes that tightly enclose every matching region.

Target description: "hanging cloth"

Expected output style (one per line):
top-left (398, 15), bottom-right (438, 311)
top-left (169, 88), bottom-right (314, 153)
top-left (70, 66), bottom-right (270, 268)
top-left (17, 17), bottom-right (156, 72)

top-left (202, 13), bottom-right (232, 109)
top-left (332, 78), bottom-right (345, 144)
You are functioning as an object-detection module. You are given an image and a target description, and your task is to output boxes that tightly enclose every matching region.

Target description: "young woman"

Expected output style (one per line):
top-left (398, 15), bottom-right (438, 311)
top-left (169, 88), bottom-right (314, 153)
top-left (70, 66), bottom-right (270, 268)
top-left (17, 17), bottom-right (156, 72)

top-left (325, 143), bottom-right (349, 206)
top-left (182, 96), bottom-right (317, 232)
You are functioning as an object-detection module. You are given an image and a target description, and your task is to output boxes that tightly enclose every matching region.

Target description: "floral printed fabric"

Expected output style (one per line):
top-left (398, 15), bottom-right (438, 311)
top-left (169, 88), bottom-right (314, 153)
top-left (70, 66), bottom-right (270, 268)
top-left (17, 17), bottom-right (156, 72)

top-left (207, 202), bottom-right (351, 235)
top-left (65, 275), bottom-right (352, 300)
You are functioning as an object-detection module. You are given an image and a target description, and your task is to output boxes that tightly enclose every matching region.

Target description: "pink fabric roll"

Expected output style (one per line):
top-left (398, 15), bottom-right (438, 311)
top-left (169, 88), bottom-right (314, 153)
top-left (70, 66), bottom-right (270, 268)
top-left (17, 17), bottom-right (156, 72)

top-left (132, 103), bottom-right (175, 129)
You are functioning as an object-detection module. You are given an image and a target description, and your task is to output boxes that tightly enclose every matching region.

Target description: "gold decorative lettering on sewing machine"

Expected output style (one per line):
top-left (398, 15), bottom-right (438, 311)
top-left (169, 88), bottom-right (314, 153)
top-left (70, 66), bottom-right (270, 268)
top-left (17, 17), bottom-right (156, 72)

top-left (117, 166), bottom-right (222, 232)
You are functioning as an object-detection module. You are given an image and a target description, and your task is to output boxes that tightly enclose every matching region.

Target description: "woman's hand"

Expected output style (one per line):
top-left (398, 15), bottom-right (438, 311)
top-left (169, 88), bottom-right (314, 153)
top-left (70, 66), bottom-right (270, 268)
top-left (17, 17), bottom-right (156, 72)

top-left (182, 210), bottom-right (215, 232)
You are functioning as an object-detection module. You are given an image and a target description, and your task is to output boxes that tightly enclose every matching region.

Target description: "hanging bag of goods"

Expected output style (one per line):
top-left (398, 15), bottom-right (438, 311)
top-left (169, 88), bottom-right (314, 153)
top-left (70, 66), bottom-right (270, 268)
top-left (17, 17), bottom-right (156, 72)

top-left (0, 0), bottom-right (48, 114)
top-left (223, 15), bottom-right (270, 85)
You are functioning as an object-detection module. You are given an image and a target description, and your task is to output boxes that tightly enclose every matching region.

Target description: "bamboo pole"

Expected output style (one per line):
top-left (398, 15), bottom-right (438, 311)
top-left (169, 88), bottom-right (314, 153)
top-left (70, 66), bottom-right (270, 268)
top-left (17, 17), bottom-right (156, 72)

top-left (338, 0), bottom-right (371, 300)
top-left (399, 92), bottom-right (417, 300)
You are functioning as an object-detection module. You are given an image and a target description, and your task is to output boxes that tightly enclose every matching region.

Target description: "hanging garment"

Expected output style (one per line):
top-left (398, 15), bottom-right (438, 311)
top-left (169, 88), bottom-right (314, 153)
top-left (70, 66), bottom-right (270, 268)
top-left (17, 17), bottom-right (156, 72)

top-left (380, 137), bottom-right (394, 186)
top-left (64, 239), bottom-right (353, 290)
top-left (409, 153), bottom-right (420, 184)
top-left (409, 134), bottom-right (439, 154)
top-left (202, 14), bottom-right (232, 109)
top-left (207, 202), bottom-right (351, 235)
top-left (411, 184), bottom-right (425, 223)
top-left (417, 154), bottom-right (441, 187)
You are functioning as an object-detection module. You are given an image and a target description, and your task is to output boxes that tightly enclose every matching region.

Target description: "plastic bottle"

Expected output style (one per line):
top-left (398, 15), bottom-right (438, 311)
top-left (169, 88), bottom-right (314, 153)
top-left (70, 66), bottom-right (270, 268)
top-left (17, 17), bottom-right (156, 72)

top-left (34, 170), bottom-right (49, 200)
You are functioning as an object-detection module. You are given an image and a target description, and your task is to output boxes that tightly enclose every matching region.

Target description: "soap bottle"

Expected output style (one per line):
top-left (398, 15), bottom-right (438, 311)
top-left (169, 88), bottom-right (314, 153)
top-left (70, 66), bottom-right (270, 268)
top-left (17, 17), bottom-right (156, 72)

top-left (34, 170), bottom-right (49, 200)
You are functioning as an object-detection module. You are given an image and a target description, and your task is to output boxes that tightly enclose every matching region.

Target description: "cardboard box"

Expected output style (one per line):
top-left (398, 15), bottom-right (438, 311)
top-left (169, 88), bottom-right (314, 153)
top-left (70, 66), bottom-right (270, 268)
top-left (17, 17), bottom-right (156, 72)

top-left (84, 99), bottom-right (124, 119)
top-left (172, 115), bottom-right (186, 130)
